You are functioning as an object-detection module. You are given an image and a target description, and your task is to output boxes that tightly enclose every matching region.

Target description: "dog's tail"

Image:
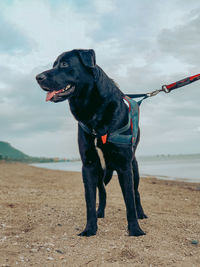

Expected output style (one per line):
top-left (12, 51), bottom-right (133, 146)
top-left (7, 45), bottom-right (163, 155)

top-left (103, 169), bottom-right (113, 186)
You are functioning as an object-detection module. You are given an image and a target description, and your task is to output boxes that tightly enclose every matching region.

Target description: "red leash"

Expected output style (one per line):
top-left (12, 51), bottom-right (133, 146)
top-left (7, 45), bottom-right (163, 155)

top-left (163, 73), bottom-right (200, 92)
top-left (126, 73), bottom-right (200, 101)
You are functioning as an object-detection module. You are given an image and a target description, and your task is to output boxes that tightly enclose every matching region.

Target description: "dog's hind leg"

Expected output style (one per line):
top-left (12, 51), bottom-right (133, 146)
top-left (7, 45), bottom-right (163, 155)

top-left (97, 173), bottom-right (106, 218)
top-left (103, 169), bottom-right (113, 185)
top-left (97, 168), bottom-right (114, 217)
top-left (132, 157), bottom-right (147, 219)
top-left (117, 166), bottom-right (145, 236)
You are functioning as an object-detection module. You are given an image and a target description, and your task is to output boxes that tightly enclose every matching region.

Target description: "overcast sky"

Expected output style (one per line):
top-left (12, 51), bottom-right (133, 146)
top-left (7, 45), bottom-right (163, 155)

top-left (0, 0), bottom-right (200, 158)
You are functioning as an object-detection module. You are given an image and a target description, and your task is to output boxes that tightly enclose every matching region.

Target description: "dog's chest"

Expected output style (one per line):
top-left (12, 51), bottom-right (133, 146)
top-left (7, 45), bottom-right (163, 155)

top-left (94, 139), bottom-right (106, 169)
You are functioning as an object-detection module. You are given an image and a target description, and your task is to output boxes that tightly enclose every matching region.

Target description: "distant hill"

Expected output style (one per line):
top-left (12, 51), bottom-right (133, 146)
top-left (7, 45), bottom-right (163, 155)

top-left (0, 141), bottom-right (64, 163)
top-left (0, 141), bottom-right (29, 160)
top-left (138, 153), bottom-right (200, 161)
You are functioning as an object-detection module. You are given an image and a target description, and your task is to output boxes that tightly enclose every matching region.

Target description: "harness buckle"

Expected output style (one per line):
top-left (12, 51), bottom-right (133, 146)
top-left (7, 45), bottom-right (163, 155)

top-left (92, 129), bottom-right (97, 136)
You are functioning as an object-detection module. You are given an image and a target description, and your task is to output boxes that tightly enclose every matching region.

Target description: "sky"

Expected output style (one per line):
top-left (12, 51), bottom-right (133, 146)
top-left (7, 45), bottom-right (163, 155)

top-left (0, 0), bottom-right (200, 158)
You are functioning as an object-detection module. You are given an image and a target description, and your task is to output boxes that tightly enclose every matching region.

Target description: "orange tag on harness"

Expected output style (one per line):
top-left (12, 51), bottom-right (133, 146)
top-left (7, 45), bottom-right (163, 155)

top-left (101, 134), bottom-right (107, 144)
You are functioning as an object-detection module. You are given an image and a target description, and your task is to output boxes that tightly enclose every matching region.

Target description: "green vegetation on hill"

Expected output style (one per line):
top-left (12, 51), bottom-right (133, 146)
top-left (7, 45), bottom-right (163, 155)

top-left (0, 141), bottom-right (29, 160)
top-left (0, 141), bottom-right (64, 163)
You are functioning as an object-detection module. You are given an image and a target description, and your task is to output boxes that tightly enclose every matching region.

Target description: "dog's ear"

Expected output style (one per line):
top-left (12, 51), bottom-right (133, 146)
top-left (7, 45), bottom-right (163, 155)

top-left (76, 49), bottom-right (96, 68)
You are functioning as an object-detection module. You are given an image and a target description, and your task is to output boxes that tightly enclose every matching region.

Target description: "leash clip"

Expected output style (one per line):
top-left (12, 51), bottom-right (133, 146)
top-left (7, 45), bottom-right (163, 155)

top-left (147, 89), bottom-right (161, 97)
top-left (147, 86), bottom-right (170, 98)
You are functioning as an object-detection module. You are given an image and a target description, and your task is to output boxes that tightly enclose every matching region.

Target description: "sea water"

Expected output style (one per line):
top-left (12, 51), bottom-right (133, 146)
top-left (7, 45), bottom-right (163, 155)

top-left (31, 155), bottom-right (200, 183)
top-left (137, 155), bottom-right (200, 183)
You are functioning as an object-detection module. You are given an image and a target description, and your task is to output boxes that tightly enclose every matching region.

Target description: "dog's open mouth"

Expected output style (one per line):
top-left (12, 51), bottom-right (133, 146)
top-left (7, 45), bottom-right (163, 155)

top-left (46, 84), bottom-right (75, 102)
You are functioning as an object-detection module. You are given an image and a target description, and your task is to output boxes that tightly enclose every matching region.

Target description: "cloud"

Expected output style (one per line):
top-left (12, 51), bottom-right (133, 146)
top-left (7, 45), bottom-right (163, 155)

top-left (0, 0), bottom-right (98, 157)
top-left (0, 8), bottom-right (33, 54)
top-left (158, 12), bottom-right (200, 66)
top-left (0, 0), bottom-right (200, 157)
top-left (0, 66), bottom-right (73, 133)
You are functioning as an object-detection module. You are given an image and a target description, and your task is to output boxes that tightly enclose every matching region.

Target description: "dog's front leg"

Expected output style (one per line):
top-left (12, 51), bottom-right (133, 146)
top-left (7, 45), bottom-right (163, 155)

top-left (117, 166), bottom-right (145, 236)
top-left (78, 126), bottom-right (100, 236)
top-left (78, 164), bottom-right (98, 236)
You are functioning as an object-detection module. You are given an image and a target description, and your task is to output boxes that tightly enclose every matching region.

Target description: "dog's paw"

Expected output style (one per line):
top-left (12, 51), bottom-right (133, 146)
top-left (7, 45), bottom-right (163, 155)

top-left (128, 222), bottom-right (146, 236)
top-left (78, 227), bottom-right (97, 237)
top-left (136, 206), bottom-right (148, 219)
top-left (128, 227), bottom-right (146, 236)
top-left (97, 209), bottom-right (105, 218)
top-left (137, 213), bottom-right (148, 220)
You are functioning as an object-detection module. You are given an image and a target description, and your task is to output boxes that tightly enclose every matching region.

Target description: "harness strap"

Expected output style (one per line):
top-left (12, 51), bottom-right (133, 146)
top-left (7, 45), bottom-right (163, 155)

top-left (126, 93), bottom-right (148, 98)
top-left (109, 113), bottom-right (131, 136)
top-left (78, 98), bottom-right (132, 142)
top-left (79, 114), bottom-right (131, 138)
top-left (79, 121), bottom-right (95, 136)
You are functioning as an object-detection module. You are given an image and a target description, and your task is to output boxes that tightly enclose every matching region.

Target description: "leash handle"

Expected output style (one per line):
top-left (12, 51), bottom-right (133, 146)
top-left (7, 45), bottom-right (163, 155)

top-left (163, 73), bottom-right (200, 92)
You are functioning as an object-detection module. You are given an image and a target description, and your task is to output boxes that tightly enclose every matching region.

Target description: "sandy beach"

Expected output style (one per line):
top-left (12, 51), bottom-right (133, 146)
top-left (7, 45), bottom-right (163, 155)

top-left (0, 162), bottom-right (199, 266)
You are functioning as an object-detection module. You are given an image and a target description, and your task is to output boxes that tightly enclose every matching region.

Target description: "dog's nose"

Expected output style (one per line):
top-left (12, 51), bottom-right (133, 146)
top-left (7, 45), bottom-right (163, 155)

top-left (36, 73), bottom-right (46, 81)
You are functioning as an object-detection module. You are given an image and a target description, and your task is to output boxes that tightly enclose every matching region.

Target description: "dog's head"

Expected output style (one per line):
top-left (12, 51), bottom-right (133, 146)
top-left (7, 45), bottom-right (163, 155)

top-left (36, 49), bottom-right (96, 102)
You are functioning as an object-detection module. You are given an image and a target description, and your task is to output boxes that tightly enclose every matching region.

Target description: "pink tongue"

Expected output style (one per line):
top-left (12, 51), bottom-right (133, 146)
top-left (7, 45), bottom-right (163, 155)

top-left (46, 91), bottom-right (57, 102)
top-left (46, 88), bottom-right (65, 101)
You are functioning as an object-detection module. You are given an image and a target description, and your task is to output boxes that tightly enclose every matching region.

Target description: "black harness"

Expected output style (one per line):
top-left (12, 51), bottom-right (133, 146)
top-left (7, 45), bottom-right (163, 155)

top-left (79, 96), bottom-right (140, 146)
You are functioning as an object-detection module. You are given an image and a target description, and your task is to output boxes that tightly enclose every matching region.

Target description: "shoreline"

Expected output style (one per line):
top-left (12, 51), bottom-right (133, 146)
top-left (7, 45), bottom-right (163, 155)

top-left (0, 162), bottom-right (199, 266)
top-left (30, 161), bottom-right (200, 184)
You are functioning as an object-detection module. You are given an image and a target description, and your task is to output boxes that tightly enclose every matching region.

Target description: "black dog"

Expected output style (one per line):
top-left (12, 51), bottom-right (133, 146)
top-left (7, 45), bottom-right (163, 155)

top-left (36, 49), bottom-right (147, 237)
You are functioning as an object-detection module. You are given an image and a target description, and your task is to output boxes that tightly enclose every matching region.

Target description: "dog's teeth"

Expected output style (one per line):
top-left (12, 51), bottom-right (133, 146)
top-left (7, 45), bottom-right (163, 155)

top-left (65, 84), bottom-right (71, 90)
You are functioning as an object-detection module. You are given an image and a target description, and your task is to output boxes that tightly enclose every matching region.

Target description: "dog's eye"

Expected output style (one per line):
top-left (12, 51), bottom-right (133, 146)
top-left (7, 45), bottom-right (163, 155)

top-left (60, 62), bottom-right (69, 68)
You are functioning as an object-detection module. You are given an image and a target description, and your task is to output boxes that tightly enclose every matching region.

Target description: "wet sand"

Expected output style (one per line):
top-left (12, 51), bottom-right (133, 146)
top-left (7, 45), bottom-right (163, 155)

top-left (0, 162), bottom-right (199, 266)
